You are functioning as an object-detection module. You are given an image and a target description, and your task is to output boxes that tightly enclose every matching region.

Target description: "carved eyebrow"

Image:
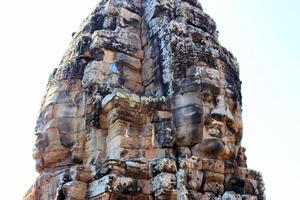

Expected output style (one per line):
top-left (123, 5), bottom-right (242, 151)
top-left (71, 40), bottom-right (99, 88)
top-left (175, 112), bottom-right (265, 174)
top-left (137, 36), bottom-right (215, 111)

top-left (200, 80), bottom-right (221, 95)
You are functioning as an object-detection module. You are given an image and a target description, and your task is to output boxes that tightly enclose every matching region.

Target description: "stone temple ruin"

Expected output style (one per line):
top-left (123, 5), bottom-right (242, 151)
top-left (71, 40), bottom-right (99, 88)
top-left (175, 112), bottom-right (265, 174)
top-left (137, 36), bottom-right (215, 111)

top-left (24, 0), bottom-right (265, 199)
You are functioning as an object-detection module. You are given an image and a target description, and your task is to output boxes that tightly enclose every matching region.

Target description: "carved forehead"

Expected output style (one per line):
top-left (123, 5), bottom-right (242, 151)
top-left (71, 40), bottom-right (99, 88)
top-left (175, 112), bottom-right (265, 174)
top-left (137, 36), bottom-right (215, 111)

top-left (181, 66), bottom-right (222, 93)
top-left (177, 77), bottom-right (222, 94)
top-left (187, 66), bottom-right (220, 79)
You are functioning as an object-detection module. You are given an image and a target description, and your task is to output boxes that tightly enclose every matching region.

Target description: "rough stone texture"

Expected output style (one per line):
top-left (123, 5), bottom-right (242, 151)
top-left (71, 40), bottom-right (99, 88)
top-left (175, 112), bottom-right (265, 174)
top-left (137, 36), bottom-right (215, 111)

top-left (25, 0), bottom-right (265, 199)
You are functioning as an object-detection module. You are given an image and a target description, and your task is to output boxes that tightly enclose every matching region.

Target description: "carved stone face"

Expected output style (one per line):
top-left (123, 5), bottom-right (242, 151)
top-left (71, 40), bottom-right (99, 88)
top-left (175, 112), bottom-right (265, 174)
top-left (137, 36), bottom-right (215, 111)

top-left (173, 66), bottom-right (242, 161)
top-left (33, 81), bottom-right (86, 172)
top-left (34, 111), bottom-right (73, 172)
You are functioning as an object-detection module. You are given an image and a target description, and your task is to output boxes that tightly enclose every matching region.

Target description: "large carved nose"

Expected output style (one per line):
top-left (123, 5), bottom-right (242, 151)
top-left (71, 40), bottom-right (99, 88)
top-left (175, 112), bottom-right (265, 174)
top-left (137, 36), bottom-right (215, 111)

top-left (210, 106), bottom-right (234, 123)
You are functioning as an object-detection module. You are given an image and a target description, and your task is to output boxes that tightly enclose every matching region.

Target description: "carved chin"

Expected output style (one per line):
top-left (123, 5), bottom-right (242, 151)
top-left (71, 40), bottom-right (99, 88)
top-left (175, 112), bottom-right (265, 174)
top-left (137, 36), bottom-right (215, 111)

top-left (191, 139), bottom-right (231, 159)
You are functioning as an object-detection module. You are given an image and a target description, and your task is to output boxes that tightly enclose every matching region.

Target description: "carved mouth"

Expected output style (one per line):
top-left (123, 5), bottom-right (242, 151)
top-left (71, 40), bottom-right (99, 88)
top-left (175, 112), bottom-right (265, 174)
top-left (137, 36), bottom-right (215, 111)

top-left (206, 127), bottom-right (222, 138)
top-left (207, 127), bottom-right (222, 138)
top-left (205, 118), bottom-right (224, 139)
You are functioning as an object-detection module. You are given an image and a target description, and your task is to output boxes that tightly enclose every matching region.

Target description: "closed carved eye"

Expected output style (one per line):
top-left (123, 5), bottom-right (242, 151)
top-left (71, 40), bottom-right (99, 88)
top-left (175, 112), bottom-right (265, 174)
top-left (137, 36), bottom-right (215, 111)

top-left (202, 91), bottom-right (213, 101)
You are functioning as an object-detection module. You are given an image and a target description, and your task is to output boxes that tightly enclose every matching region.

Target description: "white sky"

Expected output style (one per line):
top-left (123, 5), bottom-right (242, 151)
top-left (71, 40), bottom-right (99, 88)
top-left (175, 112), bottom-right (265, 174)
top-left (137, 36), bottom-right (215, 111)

top-left (0, 0), bottom-right (299, 199)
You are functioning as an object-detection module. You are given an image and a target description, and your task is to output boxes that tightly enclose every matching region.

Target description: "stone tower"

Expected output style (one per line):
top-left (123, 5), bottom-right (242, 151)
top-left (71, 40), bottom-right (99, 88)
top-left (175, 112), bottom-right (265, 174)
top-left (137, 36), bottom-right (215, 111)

top-left (24, 0), bottom-right (265, 199)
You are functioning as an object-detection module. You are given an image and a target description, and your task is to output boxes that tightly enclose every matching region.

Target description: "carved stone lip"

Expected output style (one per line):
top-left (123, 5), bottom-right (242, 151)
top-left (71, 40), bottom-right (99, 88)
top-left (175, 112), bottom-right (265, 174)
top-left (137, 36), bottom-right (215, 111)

top-left (205, 118), bottom-right (225, 138)
top-left (206, 127), bottom-right (223, 138)
top-left (192, 138), bottom-right (231, 159)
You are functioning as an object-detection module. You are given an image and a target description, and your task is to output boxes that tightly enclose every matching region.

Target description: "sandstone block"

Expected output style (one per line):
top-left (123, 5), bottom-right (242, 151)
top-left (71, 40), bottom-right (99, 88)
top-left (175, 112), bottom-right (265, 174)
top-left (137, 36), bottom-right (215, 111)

top-left (33, 168), bottom-right (69, 199)
top-left (107, 107), bottom-right (145, 126)
top-left (62, 181), bottom-right (87, 200)
top-left (83, 128), bottom-right (106, 164)
top-left (126, 161), bottom-right (150, 179)
top-left (145, 148), bottom-right (175, 161)
top-left (151, 173), bottom-right (176, 193)
top-left (103, 50), bottom-right (142, 72)
top-left (112, 176), bottom-right (138, 193)
top-left (107, 135), bottom-right (153, 149)
top-left (107, 120), bottom-right (153, 142)
top-left (150, 158), bottom-right (177, 176)
top-left (88, 192), bottom-right (134, 200)
top-left (93, 160), bottom-right (126, 180)
top-left (88, 193), bottom-right (111, 200)
top-left (52, 103), bottom-right (85, 118)
top-left (70, 165), bottom-right (94, 183)
top-left (179, 156), bottom-right (203, 170)
top-left (106, 143), bottom-right (144, 160)
top-left (91, 30), bottom-right (143, 59)
top-left (186, 190), bottom-right (202, 200)
top-left (153, 121), bottom-right (175, 148)
top-left (43, 90), bottom-right (85, 108)
top-left (137, 179), bottom-right (151, 194)
top-left (176, 147), bottom-right (192, 158)
top-left (154, 189), bottom-right (177, 200)
top-left (244, 178), bottom-right (259, 196)
top-left (202, 158), bottom-right (225, 174)
top-left (173, 105), bottom-right (203, 146)
top-left (71, 130), bottom-right (86, 163)
top-left (221, 191), bottom-right (242, 200)
top-left (132, 194), bottom-right (154, 200)
top-left (203, 171), bottom-right (225, 194)
top-left (224, 174), bottom-right (246, 194)
top-left (87, 174), bottom-right (138, 198)
top-left (221, 191), bottom-right (258, 200)
top-left (43, 146), bottom-right (72, 167)
top-left (199, 192), bottom-right (219, 200)
top-left (57, 117), bottom-right (85, 133)
top-left (177, 168), bottom-right (203, 191)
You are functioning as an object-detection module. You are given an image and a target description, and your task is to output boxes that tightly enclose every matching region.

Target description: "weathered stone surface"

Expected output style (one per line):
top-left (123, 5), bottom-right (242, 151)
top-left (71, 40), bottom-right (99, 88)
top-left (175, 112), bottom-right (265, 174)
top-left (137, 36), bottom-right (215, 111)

top-left (25, 167), bottom-right (70, 199)
top-left (151, 173), bottom-right (176, 193)
top-left (179, 156), bottom-right (203, 169)
top-left (126, 161), bottom-right (150, 179)
top-left (203, 171), bottom-right (225, 194)
top-left (153, 121), bottom-right (175, 147)
top-left (154, 189), bottom-right (177, 200)
top-left (70, 165), bottom-right (94, 183)
top-left (62, 181), bottom-right (87, 200)
top-left (221, 191), bottom-right (258, 200)
top-left (150, 158), bottom-right (177, 176)
top-left (26, 0), bottom-right (264, 199)
top-left (87, 174), bottom-right (138, 198)
top-left (202, 158), bottom-right (225, 174)
top-left (178, 168), bottom-right (204, 191)
top-left (145, 148), bottom-right (175, 161)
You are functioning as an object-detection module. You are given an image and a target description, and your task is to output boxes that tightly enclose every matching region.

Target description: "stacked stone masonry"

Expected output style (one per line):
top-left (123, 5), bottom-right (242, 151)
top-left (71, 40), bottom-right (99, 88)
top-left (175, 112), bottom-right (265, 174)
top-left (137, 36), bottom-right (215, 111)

top-left (24, 0), bottom-right (265, 199)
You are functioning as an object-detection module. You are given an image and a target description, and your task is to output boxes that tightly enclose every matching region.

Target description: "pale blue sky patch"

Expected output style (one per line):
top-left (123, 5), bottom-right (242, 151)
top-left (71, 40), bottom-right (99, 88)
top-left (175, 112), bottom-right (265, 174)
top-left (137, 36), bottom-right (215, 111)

top-left (110, 63), bottom-right (118, 73)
